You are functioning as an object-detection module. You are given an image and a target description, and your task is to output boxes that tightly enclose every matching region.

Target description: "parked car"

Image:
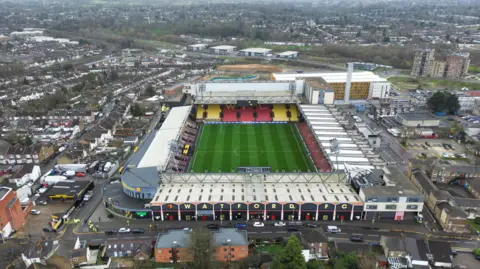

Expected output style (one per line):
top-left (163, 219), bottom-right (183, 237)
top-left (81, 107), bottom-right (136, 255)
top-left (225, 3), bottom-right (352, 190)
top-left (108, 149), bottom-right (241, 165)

top-left (351, 235), bottom-right (364, 242)
top-left (253, 222), bottom-right (264, 228)
top-left (76, 172), bottom-right (86, 177)
top-left (274, 222), bottom-right (286, 227)
top-left (287, 226), bottom-right (300, 232)
top-left (442, 152), bottom-right (449, 158)
top-left (43, 227), bottom-right (55, 233)
top-left (326, 226), bottom-right (341, 233)
top-left (118, 228), bottom-right (131, 233)
top-left (105, 229), bottom-right (117, 235)
top-left (234, 223), bottom-right (247, 229)
top-left (305, 223), bottom-right (318, 228)
top-left (183, 227), bottom-right (192, 231)
top-left (30, 209), bottom-right (41, 215)
top-left (132, 228), bottom-right (145, 234)
top-left (422, 145), bottom-right (428, 150)
top-left (206, 224), bottom-right (220, 230)
top-left (37, 200), bottom-right (48, 205)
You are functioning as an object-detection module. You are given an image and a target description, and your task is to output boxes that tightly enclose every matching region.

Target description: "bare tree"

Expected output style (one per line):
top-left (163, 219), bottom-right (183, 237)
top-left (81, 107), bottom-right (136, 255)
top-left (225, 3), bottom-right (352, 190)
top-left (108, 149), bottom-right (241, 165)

top-left (187, 228), bottom-right (216, 269)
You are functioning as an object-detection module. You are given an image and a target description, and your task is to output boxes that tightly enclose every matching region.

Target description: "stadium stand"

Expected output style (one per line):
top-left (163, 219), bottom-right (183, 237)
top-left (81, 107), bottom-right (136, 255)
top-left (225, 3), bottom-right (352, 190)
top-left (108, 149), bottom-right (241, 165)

top-left (288, 106), bottom-right (299, 121)
top-left (272, 104), bottom-right (289, 121)
top-left (222, 105), bottom-right (237, 122)
top-left (205, 104), bottom-right (221, 121)
top-left (196, 105), bottom-right (205, 120)
top-left (257, 105), bottom-right (272, 122)
top-left (239, 106), bottom-right (255, 122)
top-left (297, 122), bottom-right (332, 172)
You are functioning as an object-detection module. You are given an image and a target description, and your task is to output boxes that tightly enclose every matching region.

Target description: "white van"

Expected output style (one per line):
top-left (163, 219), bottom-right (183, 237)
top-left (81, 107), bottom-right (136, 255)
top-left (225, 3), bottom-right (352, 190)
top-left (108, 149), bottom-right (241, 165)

top-left (326, 225), bottom-right (341, 233)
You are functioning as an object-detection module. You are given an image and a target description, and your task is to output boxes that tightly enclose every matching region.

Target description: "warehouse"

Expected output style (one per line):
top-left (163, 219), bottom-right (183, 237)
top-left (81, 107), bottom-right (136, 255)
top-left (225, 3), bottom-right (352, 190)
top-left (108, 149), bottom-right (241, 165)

top-left (272, 71), bottom-right (390, 100)
top-left (209, 45), bottom-right (236, 54)
top-left (187, 44), bottom-right (208, 51)
top-left (237, 48), bottom-right (273, 57)
top-left (395, 113), bottom-right (440, 127)
top-left (276, 51), bottom-right (299, 58)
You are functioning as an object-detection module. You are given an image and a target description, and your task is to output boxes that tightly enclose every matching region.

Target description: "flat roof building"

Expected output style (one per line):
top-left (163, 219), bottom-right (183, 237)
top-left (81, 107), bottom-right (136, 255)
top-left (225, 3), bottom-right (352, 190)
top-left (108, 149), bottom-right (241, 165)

top-left (276, 51), bottom-right (299, 58)
top-left (187, 44), bottom-right (208, 51)
top-left (238, 48), bottom-right (273, 57)
top-left (209, 45), bottom-right (236, 54)
top-left (395, 113), bottom-right (440, 127)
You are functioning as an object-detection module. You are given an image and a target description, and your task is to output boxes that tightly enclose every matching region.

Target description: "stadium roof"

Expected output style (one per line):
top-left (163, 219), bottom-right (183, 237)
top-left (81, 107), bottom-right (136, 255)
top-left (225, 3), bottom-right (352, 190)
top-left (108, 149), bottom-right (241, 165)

top-left (137, 106), bottom-right (191, 169)
top-left (122, 166), bottom-right (159, 188)
top-left (151, 182), bottom-right (361, 204)
top-left (272, 71), bottom-right (388, 83)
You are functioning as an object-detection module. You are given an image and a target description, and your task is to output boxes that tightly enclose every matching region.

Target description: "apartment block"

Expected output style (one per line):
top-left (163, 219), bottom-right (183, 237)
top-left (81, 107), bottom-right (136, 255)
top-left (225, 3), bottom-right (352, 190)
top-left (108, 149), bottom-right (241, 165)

top-left (410, 49), bottom-right (435, 77)
top-left (445, 52), bottom-right (470, 79)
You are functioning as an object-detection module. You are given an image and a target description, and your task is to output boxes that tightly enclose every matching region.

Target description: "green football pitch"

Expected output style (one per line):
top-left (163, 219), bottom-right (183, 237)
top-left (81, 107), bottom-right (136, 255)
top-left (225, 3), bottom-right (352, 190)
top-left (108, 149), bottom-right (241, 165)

top-left (189, 124), bottom-right (315, 173)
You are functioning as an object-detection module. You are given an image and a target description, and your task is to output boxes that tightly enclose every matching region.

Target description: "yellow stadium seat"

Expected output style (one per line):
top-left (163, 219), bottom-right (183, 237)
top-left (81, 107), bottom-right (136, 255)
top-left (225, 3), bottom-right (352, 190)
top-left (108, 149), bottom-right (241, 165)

top-left (272, 104), bottom-right (289, 121)
top-left (289, 106), bottom-right (299, 121)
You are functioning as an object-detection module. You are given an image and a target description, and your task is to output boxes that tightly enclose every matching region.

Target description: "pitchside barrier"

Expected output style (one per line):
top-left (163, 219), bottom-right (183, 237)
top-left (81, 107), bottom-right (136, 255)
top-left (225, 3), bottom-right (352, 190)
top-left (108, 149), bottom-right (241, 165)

top-left (204, 121), bottom-right (288, 124)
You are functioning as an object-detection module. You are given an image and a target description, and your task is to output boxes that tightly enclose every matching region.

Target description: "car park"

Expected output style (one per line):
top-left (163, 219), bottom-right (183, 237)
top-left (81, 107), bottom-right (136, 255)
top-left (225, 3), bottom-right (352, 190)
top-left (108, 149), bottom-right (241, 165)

top-left (118, 228), bottom-right (130, 233)
top-left (253, 222), bottom-right (264, 227)
top-left (132, 228), bottom-right (145, 234)
top-left (274, 222), bottom-right (286, 227)
top-left (30, 209), bottom-right (41, 215)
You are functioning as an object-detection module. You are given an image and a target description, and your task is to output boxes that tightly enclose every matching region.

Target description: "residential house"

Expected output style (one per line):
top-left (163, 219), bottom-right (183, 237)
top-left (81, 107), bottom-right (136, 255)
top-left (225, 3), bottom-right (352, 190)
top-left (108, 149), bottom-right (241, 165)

top-left (380, 236), bottom-right (407, 257)
top-left (70, 248), bottom-right (89, 267)
top-left (56, 148), bottom-right (87, 165)
top-left (102, 239), bottom-right (151, 258)
top-left (22, 240), bottom-right (59, 268)
top-left (298, 230), bottom-right (329, 261)
top-left (134, 241), bottom-right (153, 261)
top-left (9, 164), bottom-right (41, 187)
top-left (31, 143), bottom-right (56, 164)
top-left (404, 238), bottom-right (429, 268)
top-left (155, 228), bottom-right (249, 263)
top-left (0, 140), bottom-right (12, 164)
top-left (0, 186), bottom-right (33, 237)
top-left (426, 241), bottom-right (453, 268)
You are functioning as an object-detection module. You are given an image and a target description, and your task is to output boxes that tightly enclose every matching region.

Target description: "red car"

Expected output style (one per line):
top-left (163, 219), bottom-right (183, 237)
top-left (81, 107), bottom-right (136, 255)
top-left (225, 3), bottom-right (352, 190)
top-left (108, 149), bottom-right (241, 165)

top-left (76, 172), bottom-right (86, 177)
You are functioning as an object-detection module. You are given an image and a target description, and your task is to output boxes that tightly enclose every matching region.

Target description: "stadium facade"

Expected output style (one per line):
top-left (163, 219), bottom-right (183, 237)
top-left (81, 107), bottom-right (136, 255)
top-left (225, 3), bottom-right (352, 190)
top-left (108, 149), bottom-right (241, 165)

top-left (110, 72), bottom-right (423, 222)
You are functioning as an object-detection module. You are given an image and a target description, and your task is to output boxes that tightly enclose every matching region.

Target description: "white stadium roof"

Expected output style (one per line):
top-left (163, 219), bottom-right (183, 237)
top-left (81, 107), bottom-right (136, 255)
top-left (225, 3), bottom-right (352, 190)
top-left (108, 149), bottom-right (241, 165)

top-left (151, 182), bottom-right (361, 204)
top-left (137, 106), bottom-right (190, 168)
top-left (272, 71), bottom-right (388, 83)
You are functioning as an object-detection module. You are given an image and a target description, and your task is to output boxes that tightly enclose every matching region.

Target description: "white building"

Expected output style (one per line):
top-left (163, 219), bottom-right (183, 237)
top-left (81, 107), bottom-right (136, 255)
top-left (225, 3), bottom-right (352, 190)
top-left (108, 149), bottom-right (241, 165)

top-left (209, 45), bottom-right (236, 54)
top-left (10, 164), bottom-right (41, 187)
top-left (237, 48), bottom-right (273, 57)
top-left (458, 96), bottom-right (475, 112)
top-left (276, 51), bottom-right (299, 58)
top-left (187, 44), bottom-right (208, 51)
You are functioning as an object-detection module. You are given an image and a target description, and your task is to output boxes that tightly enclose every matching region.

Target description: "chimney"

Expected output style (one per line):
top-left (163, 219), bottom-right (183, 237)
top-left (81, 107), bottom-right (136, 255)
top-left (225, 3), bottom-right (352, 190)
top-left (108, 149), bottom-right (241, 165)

top-left (344, 63), bottom-right (353, 103)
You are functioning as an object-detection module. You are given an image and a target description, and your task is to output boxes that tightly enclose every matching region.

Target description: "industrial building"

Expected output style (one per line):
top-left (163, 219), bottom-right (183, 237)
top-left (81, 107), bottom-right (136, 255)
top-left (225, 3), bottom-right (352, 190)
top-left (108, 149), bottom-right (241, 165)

top-left (208, 45), bottom-right (236, 54)
top-left (272, 69), bottom-right (390, 101)
top-left (187, 44), bottom-right (208, 51)
top-left (237, 48), bottom-right (273, 57)
top-left (394, 113), bottom-right (440, 127)
top-left (276, 51), bottom-right (299, 58)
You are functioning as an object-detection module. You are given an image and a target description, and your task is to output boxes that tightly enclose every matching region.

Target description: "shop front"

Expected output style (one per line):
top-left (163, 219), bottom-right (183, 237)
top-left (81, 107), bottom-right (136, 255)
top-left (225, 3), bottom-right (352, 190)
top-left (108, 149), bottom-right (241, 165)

top-left (300, 203), bottom-right (318, 221)
top-left (335, 203), bottom-right (352, 221)
top-left (162, 203), bottom-right (179, 221)
top-left (214, 203), bottom-right (231, 221)
top-left (283, 203), bottom-right (299, 221)
top-left (352, 205), bottom-right (363, 221)
top-left (196, 203), bottom-right (214, 221)
top-left (318, 203), bottom-right (335, 221)
top-left (180, 203), bottom-right (196, 221)
top-left (248, 203), bottom-right (265, 220)
top-left (231, 203), bottom-right (247, 220)
top-left (265, 203), bottom-right (282, 221)
top-left (151, 206), bottom-right (162, 221)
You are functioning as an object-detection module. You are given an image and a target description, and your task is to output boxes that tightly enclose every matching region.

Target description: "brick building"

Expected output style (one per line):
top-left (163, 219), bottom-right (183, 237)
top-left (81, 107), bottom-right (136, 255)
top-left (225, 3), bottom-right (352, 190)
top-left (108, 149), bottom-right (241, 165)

top-left (154, 228), bottom-right (248, 263)
top-left (0, 186), bottom-right (32, 237)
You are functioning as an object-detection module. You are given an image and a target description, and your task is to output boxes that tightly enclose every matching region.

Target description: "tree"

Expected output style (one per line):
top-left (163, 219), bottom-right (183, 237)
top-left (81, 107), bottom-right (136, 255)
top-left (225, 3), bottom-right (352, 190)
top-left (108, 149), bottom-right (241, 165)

top-left (334, 252), bottom-right (358, 269)
top-left (130, 104), bottom-right (144, 117)
top-left (427, 91), bottom-right (459, 114)
top-left (145, 85), bottom-right (156, 97)
top-left (444, 93), bottom-right (460, 114)
top-left (307, 259), bottom-right (325, 269)
top-left (474, 248), bottom-right (480, 257)
top-left (187, 228), bottom-right (216, 269)
top-left (271, 235), bottom-right (306, 269)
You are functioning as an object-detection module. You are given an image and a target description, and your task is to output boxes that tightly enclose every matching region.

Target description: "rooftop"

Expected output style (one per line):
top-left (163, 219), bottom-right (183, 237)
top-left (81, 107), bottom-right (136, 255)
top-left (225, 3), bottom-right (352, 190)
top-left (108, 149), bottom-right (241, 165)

top-left (427, 240), bottom-right (452, 264)
top-left (305, 77), bottom-right (333, 90)
top-left (272, 71), bottom-right (388, 83)
top-left (122, 167), bottom-right (159, 188)
top-left (212, 228), bottom-right (248, 246)
top-left (44, 180), bottom-right (90, 197)
top-left (396, 113), bottom-right (437, 121)
top-left (276, 51), bottom-right (299, 56)
top-left (210, 45), bottom-right (237, 50)
top-left (239, 47), bottom-right (273, 53)
top-left (151, 182), bottom-right (361, 204)
top-left (155, 230), bottom-right (190, 249)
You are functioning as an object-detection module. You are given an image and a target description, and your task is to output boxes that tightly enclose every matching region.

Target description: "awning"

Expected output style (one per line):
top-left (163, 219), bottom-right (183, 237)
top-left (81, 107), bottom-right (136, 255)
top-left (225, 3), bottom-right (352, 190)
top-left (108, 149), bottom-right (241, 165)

top-left (197, 210), bottom-right (214, 215)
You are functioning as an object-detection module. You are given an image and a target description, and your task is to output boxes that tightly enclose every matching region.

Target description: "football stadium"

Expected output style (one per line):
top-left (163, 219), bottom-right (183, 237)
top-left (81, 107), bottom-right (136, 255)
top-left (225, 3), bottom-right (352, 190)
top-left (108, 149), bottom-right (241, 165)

top-left (104, 69), bottom-right (424, 223)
